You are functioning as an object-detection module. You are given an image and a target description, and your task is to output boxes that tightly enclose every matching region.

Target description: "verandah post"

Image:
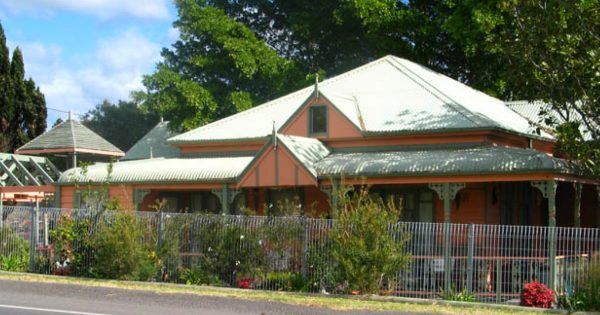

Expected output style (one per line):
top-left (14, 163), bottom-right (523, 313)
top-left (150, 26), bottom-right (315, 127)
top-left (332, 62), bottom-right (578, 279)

top-left (547, 181), bottom-right (557, 292)
top-left (574, 183), bottom-right (582, 228)
top-left (531, 180), bottom-right (558, 292)
top-left (428, 182), bottom-right (464, 294)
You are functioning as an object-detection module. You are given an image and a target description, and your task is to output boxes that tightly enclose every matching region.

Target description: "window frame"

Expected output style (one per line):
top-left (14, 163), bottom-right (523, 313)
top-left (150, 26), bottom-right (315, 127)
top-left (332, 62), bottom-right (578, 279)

top-left (308, 105), bottom-right (328, 135)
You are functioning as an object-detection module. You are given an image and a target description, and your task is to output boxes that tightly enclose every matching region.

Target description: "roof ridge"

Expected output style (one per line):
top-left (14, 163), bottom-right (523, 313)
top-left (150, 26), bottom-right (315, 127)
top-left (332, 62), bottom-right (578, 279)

top-left (386, 57), bottom-right (493, 128)
top-left (69, 119), bottom-right (77, 149)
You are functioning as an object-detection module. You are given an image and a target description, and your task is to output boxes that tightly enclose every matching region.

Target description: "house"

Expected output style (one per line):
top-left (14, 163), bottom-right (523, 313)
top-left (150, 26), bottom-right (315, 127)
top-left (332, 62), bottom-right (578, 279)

top-left (56, 55), bottom-right (598, 227)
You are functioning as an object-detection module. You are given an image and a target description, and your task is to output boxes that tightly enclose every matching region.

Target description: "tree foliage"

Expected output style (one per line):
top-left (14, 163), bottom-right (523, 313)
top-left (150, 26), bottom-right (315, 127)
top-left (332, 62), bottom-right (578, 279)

top-left (82, 100), bottom-right (160, 152)
top-left (138, 0), bottom-right (308, 131)
top-left (0, 21), bottom-right (47, 152)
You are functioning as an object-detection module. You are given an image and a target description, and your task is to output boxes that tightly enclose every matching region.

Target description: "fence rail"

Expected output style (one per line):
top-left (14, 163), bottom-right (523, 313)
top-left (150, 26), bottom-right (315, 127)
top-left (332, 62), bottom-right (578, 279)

top-left (0, 205), bottom-right (598, 303)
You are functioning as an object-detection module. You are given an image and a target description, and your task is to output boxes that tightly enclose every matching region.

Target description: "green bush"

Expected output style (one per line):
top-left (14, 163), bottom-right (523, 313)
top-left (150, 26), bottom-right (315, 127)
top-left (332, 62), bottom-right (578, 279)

top-left (562, 262), bottom-right (600, 311)
top-left (264, 271), bottom-right (307, 291)
top-left (89, 211), bottom-right (158, 281)
top-left (0, 226), bottom-right (30, 272)
top-left (50, 213), bottom-right (93, 276)
top-left (441, 288), bottom-right (476, 302)
top-left (160, 215), bottom-right (268, 286)
top-left (329, 186), bottom-right (411, 294)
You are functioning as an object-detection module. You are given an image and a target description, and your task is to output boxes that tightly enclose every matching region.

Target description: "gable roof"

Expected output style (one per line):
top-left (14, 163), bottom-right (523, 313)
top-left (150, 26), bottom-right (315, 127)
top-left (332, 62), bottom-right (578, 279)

top-left (16, 119), bottom-right (124, 156)
top-left (123, 121), bottom-right (180, 161)
top-left (506, 100), bottom-right (593, 140)
top-left (169, 55), bottom-right (551, 144)
top-left (276, 135), bottom-right (330, 177)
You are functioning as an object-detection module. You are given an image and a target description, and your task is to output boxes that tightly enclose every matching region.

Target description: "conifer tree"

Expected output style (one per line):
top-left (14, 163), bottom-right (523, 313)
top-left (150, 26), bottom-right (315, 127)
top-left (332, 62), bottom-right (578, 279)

top-left (0, 22), bottom-right (12, 151)
top-left (0, 21), bottom-right (47, 152)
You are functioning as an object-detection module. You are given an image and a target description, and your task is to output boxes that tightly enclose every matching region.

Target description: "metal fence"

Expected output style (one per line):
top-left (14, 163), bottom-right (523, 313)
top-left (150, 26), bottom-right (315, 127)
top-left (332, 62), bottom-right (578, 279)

top-left (0, 205), bottom-right (598, 303)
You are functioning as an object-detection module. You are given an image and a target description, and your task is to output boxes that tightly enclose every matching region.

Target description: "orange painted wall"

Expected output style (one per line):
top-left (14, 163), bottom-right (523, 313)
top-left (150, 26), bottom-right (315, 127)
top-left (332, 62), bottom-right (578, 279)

top-left (281, 96), bottom-right (361, 139)
top-left (60, 186), bottom-right (75, 208)
top-left (238, 145), bottom-right (316, 188)
top-left (433, 184), bottom-right (487, 224)
top-left (109, 185), bottom-right (134, 210)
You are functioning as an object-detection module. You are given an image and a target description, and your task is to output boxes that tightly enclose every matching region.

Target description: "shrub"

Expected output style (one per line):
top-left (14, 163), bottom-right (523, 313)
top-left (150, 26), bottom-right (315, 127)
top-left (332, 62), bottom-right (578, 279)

top-left (562, 262), bottom-right (600, 311)
top-left (89, 211), bottom-right (158, 281)
top-left (330, 185), bottom-right (410, 294)
top-left (0, 226), bottom-right (30, 272)
top-left (50, 213), bottom-right (93, 276)
top-left (520, 281), bottom-right (554, 308)
top-left (263, 271), bottom-right (307, 291)
top-left (159, 215), bottom-right (268, 286)
top-left (442, 288), bottom-right (476, 302)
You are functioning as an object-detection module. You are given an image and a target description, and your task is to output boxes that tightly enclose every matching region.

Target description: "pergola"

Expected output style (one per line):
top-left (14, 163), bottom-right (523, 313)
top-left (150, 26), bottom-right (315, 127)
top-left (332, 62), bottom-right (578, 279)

top-left (0, 153), bottom-right (60, 204)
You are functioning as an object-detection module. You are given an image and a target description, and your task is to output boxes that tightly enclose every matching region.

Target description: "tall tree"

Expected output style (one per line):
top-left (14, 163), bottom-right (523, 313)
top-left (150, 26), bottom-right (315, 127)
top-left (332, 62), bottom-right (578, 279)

top-left (82, 100), bottom-right (160, 152)
top-left (482, 0), bottom-right (600, 175)
top-left (0, 21), bottom-right (47, 153)
top-left (0, 21), bottom-right (12, 151)
top-left (137, 0), bottom-right (308, 131)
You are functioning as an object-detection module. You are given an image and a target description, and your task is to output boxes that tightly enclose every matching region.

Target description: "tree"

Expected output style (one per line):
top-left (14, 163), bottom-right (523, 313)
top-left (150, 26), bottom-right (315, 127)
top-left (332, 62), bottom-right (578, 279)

top-left (485, 0), bottom-right (600, 175)
top-left (82, 100), bottom-right (160, 152)
top-left (0, 21), bottom-right (47, 153)
top-left (137, 0), bottom-right (308, 131)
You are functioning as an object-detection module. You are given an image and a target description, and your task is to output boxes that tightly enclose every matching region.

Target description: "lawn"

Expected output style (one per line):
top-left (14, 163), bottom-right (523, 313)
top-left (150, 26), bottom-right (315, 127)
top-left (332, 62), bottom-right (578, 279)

top-left (0, 272), bottom-right (555, 315)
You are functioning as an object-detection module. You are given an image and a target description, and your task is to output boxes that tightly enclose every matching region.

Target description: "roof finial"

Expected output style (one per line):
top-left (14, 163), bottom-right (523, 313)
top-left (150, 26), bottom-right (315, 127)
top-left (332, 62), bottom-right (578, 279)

top-left (315, 73), bottom-right (319, 98)
top-left (272, 120), bottom-right (277, 150)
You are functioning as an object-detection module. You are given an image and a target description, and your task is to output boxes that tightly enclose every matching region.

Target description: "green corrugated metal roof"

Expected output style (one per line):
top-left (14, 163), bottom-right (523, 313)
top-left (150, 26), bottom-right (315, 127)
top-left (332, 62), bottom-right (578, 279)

top-left (123, 121), bottom-right (180, 160)
top-left (16, 119), bottom-right (124, 155)
top-left (58, 156), bottom-right (253, 184)
top-left (315, 145), bottom-right (580, 178)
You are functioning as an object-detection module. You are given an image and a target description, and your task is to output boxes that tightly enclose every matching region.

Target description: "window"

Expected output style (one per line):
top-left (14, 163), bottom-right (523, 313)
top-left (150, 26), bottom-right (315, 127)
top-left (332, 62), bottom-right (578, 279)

top-left (378, 188), bottom-right (434, 222)
top-left (309, 106), bottom-right (327, 134)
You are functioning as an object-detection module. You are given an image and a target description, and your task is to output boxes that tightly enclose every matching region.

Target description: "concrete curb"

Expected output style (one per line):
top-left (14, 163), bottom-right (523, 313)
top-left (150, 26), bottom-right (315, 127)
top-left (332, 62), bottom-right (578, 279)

top-left (1, 271), bottom-right (599, 315)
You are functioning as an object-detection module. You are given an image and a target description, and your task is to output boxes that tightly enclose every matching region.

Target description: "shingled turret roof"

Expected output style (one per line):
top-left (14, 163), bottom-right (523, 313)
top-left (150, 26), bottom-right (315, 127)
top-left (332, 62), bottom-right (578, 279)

top-left (15, 118), bottom-right (124, 157)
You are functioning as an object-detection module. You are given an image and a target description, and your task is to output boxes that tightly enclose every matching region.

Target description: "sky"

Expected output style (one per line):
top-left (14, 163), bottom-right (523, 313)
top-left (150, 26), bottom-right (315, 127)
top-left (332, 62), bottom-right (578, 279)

top-left (0, 0), bottom-right (179, 125)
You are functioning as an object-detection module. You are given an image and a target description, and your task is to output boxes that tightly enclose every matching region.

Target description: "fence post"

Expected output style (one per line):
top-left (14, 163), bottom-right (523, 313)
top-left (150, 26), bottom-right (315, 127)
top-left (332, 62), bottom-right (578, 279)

top-left (156, 211), bottom-right (164, 254)
top-left (0, 193), bottom-right (3, 229)
top-left (29, 203), bottom-right (39, 272)
top-left (496, 257), bottom-right (502, 303)
top-left (548, 227), bottom-right (557, 292)
top-left (301, 217), bottom-right (308, 279)
top-left (466, 224), bottom-right (475, 293)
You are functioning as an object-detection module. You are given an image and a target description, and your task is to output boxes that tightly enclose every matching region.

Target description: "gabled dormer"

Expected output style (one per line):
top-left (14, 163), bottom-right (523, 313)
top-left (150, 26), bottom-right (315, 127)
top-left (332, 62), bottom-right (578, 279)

top-left (279, 90), bottom-right (363, 140)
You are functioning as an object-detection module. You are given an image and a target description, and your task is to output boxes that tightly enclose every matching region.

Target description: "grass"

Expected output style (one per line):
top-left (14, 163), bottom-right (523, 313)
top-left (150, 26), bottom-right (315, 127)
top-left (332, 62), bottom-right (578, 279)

top-left (0, 272), bottom-right (550, 315)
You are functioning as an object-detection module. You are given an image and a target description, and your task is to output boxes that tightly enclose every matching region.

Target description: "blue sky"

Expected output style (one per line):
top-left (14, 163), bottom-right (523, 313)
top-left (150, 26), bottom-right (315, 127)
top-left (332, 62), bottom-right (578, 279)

top-left (0, 0), bottom-right (179, 125)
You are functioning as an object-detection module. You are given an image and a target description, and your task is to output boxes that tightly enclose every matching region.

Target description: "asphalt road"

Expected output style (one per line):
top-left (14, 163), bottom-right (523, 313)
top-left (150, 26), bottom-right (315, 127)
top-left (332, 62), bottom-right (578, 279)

top-left (0, 279), bottom-right (429, 315)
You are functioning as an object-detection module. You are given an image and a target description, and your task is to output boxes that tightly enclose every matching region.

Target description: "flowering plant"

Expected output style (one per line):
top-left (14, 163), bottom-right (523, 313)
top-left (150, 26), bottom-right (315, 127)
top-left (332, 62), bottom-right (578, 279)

top-left (520, 281), bottom-right (554, 308)
top-left (238, 277), bottom-right (254, 289)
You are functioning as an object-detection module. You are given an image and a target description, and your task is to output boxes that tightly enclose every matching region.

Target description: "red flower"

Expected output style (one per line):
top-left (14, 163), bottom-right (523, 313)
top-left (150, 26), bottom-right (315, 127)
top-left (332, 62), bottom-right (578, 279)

top-left (238, 277), bottom-right (253, 289)
top-left (520, 281), bottom-right (554, 308)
